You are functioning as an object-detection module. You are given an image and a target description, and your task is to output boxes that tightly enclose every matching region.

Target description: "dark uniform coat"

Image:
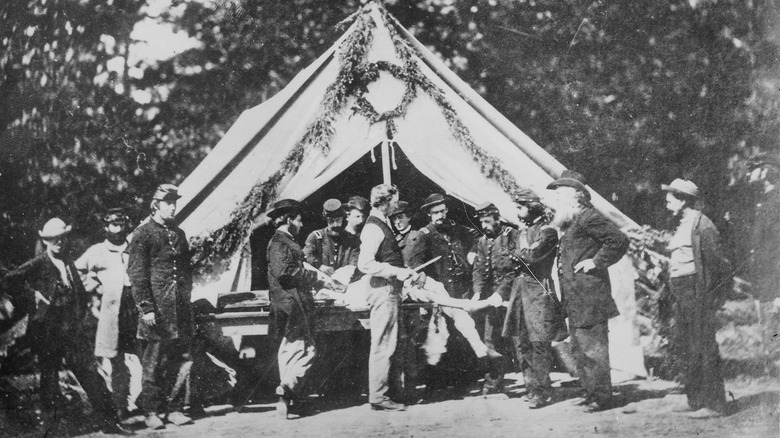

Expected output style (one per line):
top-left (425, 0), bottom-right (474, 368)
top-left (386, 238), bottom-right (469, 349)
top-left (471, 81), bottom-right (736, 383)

top-left (127, 220), bottom-right (193, 341)
top-left (396, 228), bottom-right (418, 267)
top-left (473, 225), bottom-right (520, 301)
top-left (267, 230), bottom-right (317, 341)
top-left (557, 207), bottom-right (629, 328)
top-left (504, 221), bottom-right (560, 341)
top-left (748, 188), bottom-right (780, 302)
top-left (303, 227), bottom-right (361, 280)
top-left (408, 221), bottom-right (477, 299)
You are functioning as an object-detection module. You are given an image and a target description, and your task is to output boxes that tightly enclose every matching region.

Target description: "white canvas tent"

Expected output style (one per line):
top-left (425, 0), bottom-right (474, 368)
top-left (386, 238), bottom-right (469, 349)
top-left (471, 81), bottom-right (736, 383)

top-left (176, 2), bottom-right (646, 379)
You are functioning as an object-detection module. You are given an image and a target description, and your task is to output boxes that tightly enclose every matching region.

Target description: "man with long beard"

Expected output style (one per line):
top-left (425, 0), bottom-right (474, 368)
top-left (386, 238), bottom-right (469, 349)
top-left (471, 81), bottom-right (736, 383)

top-left (546, 170), bottom-right (628, 412)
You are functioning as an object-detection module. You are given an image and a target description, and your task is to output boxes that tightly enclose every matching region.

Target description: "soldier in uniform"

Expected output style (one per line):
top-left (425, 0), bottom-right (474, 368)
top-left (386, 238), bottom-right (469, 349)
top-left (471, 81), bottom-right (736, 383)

top-left (4, 218), bottom-right (129, 434)
top-left (128, 184), bottom-right (194, 429)
top-left (471, 202), bottom-right (517, 393)
top-left (75, 208), bottom-right (138, 420)
top-left (506, 192), bottom-right (560, 408)
top-left (547, 170), bottom-right (629, 412)
top-left (266, 199), bottom-right (320, 418)
top-left (408, 193), bottom-right (477, 299)
top-left (303, 199), bottom-right (360, 280)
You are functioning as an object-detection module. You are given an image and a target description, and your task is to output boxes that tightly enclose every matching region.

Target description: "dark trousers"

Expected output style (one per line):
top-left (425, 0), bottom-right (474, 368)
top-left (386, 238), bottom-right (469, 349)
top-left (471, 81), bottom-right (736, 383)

top-left (30, 322), bottom-right (115, 416)
top-left (570, 321), bottom-right (612, 402)
top-left (670, 275), bottom-right (726, 411)
top-left (513, 335), bottom-right (553, 395)
top-left (137, 338), bottom-right (189, 414)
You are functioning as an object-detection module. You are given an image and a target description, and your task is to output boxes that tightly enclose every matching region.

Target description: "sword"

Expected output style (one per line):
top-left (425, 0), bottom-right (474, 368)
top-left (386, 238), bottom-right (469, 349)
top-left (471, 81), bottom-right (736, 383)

top-left (412, 255), bottom-right (442, 272)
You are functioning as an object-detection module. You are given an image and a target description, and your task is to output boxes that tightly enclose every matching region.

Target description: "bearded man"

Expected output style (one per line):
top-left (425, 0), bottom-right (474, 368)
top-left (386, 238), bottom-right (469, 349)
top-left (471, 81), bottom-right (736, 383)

top-left (408, 193), bottom-right (478, 299)
top-left (266, 199), bottom-right (320, 418)
top-left (76, 207), bottom-right (138, 420)
top-left (4, 218), bottom-right (129, 434)
top-left (547, 170), bottom-right (628, 412)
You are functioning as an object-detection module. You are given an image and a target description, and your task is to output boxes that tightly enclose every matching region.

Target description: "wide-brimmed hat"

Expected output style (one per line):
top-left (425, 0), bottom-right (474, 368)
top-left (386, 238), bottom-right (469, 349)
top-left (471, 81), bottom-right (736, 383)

top-left (266, 199), bottom-right (301, 219)
top-left (152, 184), bottom-right (181, 201)
top-left (322, 199), bottom-right (344, 218)
top-left (389, 201), bottom-right (411, 218)
top-left (420, 193), bottom-right (447, 212)
top-left (346, 195), bottom-right (369, 213)
top-left (661, 178), bottom-right (699, 198)
top-left (39, 218), bottom-right (72, 239)
top-left (512, 189), bottom-right (540, 205)
top-left (546, 170), bottom-right (591, 200)
top-left (103, 207), bottom-right (129, 225)
top-left (474, 201), bottom-right (500, 218)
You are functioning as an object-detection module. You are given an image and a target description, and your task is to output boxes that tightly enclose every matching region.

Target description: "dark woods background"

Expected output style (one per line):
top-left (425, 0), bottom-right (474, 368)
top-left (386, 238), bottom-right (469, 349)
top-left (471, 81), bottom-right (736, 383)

top-left (1, 0), bottom-right (778, 274)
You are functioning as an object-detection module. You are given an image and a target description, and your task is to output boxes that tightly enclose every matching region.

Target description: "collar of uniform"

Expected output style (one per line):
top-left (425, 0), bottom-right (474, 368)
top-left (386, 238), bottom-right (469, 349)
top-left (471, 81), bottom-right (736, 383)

top-left (275, 228), bottom-right (293, 239)
top-left (396, 224), bottom-right (411, 236)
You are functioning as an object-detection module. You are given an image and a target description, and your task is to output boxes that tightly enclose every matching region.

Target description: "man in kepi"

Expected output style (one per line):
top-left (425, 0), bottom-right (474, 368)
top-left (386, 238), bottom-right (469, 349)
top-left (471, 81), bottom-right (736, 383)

top-left (471, 202), bottom-right (517, 394)
top-left (547, 170), bottom-right (629, 412)
top-left (76, 208), bottom-right (138, 421)
top-left (128, 184), bottom-right (194, 429)
top-left (358, 184), bottom-right (422, 411)
top-left (304, 199), bottom-right (361, 281)
top-left (506, 192), bottom-right (561, 409)
top-left (266, 199), bottom-right (319, 418)
top-left (3, 218), bottom-right (130, 434)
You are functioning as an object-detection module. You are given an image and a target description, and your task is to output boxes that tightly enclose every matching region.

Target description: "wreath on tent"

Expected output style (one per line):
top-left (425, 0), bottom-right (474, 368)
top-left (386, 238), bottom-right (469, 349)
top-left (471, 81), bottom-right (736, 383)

top-left (189, 3), bottom-right (527, 281)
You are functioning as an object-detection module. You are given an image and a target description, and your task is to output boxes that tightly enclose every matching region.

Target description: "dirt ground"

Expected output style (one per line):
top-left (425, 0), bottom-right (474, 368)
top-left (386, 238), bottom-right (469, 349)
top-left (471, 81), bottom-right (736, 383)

top-left (47, 371), bottom-right (775, 438)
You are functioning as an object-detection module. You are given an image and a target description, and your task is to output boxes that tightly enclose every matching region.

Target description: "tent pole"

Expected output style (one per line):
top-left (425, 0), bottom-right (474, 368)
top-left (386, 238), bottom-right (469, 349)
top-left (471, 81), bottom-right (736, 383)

top-left (381, 140), bottom-right (391, 185)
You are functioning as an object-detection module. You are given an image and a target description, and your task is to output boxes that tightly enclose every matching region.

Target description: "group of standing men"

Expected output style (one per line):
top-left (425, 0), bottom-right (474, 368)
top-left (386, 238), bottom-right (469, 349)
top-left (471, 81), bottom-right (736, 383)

top-left (5, 158), bottom-right (774, 429)
top-left (3, 184), bottom-right (197, 434)
top-left (264, 168), bottom-right (631, 417)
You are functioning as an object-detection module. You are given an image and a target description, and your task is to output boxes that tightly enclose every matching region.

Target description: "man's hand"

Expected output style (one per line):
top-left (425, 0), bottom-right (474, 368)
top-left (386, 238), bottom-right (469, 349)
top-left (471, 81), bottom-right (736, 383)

top-left (487, 292), bottom-right (504, 308)
top-left (412, 272), bottom-right (426, 288)
top-left (319, 265), bottom-right (335, 276)
top-left (396, 268), bottom-right (418, 283)
top-left (574, 259), bottom-right (596, 273)
top-left (142, 312), bottom-right (156, 327)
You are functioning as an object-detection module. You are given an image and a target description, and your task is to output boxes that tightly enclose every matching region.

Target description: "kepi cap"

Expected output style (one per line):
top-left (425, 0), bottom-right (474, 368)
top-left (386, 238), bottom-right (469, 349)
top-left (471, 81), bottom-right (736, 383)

top-left (38, 218), bottom-right (72, 239)
top-left (474, 202), bottom-right (500, 218)
top-left (513, 190), bottom-right (540, 204)
top-left (322, 199), bottom-right (344, 218)
top-left (152, 184), bottom-right (181, 201)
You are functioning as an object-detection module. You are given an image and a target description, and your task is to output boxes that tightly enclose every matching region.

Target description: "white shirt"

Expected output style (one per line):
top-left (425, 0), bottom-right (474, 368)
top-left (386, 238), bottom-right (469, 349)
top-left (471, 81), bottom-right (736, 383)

top-left (357, 209), bottom-right (404, 279)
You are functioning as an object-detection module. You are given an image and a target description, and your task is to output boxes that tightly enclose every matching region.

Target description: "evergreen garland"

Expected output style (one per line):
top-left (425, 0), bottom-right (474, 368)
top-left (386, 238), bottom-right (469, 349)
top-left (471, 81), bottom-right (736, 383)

top-left (189, 2), bottom-right (529, 281)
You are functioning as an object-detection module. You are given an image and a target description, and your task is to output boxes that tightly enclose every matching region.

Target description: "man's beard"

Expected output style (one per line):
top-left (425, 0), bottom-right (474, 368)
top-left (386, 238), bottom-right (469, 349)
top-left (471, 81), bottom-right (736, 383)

top-left (551, 198), bottom-right (581, 229)
top-left (483, 224), bottom-right (500, 238)
top-left (326, 226), bottom-right (343, 237)
top-left (107, 232), bottom-right (128, 245)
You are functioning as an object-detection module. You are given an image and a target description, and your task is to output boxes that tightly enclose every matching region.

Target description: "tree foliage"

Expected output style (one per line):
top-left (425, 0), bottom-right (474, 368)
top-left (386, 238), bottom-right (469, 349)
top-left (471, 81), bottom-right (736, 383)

top-left (0, 0), bottom-right (778, 268)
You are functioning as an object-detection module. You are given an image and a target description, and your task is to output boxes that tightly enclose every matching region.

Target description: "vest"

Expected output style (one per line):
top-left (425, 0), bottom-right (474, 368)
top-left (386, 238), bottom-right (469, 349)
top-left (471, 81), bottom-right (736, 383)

top-left (365, 215), bottom-right (404, 268)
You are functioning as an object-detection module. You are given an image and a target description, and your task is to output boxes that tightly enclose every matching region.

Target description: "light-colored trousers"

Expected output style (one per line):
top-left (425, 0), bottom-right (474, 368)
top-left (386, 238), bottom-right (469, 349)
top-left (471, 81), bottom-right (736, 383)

top-left (278, 338), bottom-right (316, 396)
top-left (366, 280), bottom-right (401, 404)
